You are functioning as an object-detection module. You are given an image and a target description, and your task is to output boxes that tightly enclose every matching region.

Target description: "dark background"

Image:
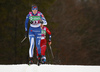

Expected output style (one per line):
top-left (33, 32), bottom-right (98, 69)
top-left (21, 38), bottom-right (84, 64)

top-left (0, 0), bottom-right (100, 65)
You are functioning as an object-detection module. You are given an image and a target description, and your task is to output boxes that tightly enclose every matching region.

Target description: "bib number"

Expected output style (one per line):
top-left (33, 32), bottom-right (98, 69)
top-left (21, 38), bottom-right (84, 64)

top-left (33, 21), bottom-right (39, 25)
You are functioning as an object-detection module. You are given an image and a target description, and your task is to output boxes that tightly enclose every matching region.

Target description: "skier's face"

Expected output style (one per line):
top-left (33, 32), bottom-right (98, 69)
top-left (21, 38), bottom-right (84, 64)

top-left (32, 10), bottom-right (38, 15)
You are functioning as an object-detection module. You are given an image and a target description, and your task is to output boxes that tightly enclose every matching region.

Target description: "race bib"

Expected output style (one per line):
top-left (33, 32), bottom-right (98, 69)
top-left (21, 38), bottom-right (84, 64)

top-left (29, 16), bottom-right (41, 21)
top-left (41, 30), bottom-right (46, 35)
top-left (29, 16), bottom-right (41, 25)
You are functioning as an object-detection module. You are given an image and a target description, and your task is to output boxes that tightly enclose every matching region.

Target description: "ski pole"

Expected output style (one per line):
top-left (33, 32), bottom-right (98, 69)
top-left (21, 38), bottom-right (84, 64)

top-left (49, 45), bottom-right (54, 59)
top-left (21, 37), bottom-right (27, 43)
top-left (46, 46), bottom-right (50, 64)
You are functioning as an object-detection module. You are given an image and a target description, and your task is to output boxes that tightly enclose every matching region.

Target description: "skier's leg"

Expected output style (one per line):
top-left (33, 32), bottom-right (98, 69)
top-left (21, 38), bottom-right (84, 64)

top-left (28, 27), bottom-right (35, 64)
top-left (29, 35), bottom-right (35, 58)
top-left (41, 39), bottom-right (47, 56)
top-left (36, 33), bottom-right (42, 64)
top-left (34, 26), bottom-right (42, 65)
top-left (36, 47), bottom-right (38, 56)
top-left (41, 39), bottom-right (47, 64)
top-left (28, 35), bottom-right (35, 64)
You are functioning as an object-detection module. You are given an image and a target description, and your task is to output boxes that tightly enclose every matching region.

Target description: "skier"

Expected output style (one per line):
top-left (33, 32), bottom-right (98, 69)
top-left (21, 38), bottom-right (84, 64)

top-left (36, 26), bottom-right (51, 64)
top-left (25, 5), bottom-right (47, 64)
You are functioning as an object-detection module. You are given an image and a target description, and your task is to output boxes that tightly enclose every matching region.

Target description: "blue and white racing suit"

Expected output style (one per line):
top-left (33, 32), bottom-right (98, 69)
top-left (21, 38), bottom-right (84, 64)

top-left (25, 11), bottom-right (47, 58)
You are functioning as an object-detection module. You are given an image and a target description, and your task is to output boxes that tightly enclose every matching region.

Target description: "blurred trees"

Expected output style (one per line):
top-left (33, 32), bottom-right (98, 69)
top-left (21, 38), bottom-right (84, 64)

top-left (48, 0), bottom-right (100, 65)
top-left (0, 0), bottom-right (100, 65)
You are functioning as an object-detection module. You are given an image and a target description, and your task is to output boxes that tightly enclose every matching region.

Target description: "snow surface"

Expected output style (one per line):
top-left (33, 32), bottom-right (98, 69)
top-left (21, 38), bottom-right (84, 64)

top-left (0, 64), bottom-right (100, 72)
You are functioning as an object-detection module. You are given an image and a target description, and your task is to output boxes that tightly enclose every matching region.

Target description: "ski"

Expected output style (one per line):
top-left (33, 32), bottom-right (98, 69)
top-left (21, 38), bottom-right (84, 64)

top-left (28, 63), bottom-right (41, 66)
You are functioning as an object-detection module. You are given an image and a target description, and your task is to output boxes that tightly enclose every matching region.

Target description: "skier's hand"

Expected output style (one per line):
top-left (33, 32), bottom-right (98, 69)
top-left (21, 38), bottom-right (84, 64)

top-left (48, 38), bottom-right (52, 45)
top-left (39, 20), bottom-right (43, 24)
top-left (30, 20), bottom-right (33, 24)
top-left (25, 31), bottom-right (28, 38)
top-left (48, 41), bottom-right (52, 46)
top-left (40, 24), bottom-right (44, 29)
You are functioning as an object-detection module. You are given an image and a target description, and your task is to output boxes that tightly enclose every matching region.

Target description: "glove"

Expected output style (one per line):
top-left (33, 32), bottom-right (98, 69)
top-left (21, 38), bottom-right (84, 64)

top-left (30, 20), bottom-right (33, 24)
top-left (49, 39), bottom-right (51, 42)
top-left (48, 41), bottom-right (51, 46)
top-left (25, 31), bottom-right (28, 38)
top-left (48, 38), bottom-right (51, 45)
top-left (39, 20), bottom-right (43, 24)
top-left (48, 35), bottom-right (51, 45)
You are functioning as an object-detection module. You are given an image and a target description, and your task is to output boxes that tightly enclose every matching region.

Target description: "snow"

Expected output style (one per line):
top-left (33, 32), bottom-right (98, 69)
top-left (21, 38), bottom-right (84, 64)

top-left (0, 64), bottom-right (100, 72)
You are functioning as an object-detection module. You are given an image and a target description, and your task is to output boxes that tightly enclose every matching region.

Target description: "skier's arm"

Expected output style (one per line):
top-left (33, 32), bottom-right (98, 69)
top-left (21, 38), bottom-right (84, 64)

top-left (46, 27), bottom-right (51, 45)
top-left (40, 13), bottom-right (47, 25)
top-left (25, 14), bottom-right (29, 31)
top-left (25, 14), bottom-right (29, 37)
top-left (46, 27), bottom-right (51, 36)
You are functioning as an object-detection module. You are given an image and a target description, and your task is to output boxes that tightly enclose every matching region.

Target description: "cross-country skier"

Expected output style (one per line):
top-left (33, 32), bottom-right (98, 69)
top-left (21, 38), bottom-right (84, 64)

top-left (36, 26), bottom-right (51, 64)
top-left (25, 4), bottom-right (47, 64)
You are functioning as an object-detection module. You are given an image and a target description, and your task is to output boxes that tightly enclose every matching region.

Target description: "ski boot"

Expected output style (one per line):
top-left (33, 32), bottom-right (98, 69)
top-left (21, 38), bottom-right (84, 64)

top-left (37, 54), bottom-right (42, 66)
top-left (28, 57), bottom-right (33, 65)
top-left (41, 56), bottom-right (46, 64)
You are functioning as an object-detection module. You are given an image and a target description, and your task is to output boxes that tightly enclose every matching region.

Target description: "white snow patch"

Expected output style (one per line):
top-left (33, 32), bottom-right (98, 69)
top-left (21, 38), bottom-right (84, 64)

top-left (0, 64), bottom-right (100, 72)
